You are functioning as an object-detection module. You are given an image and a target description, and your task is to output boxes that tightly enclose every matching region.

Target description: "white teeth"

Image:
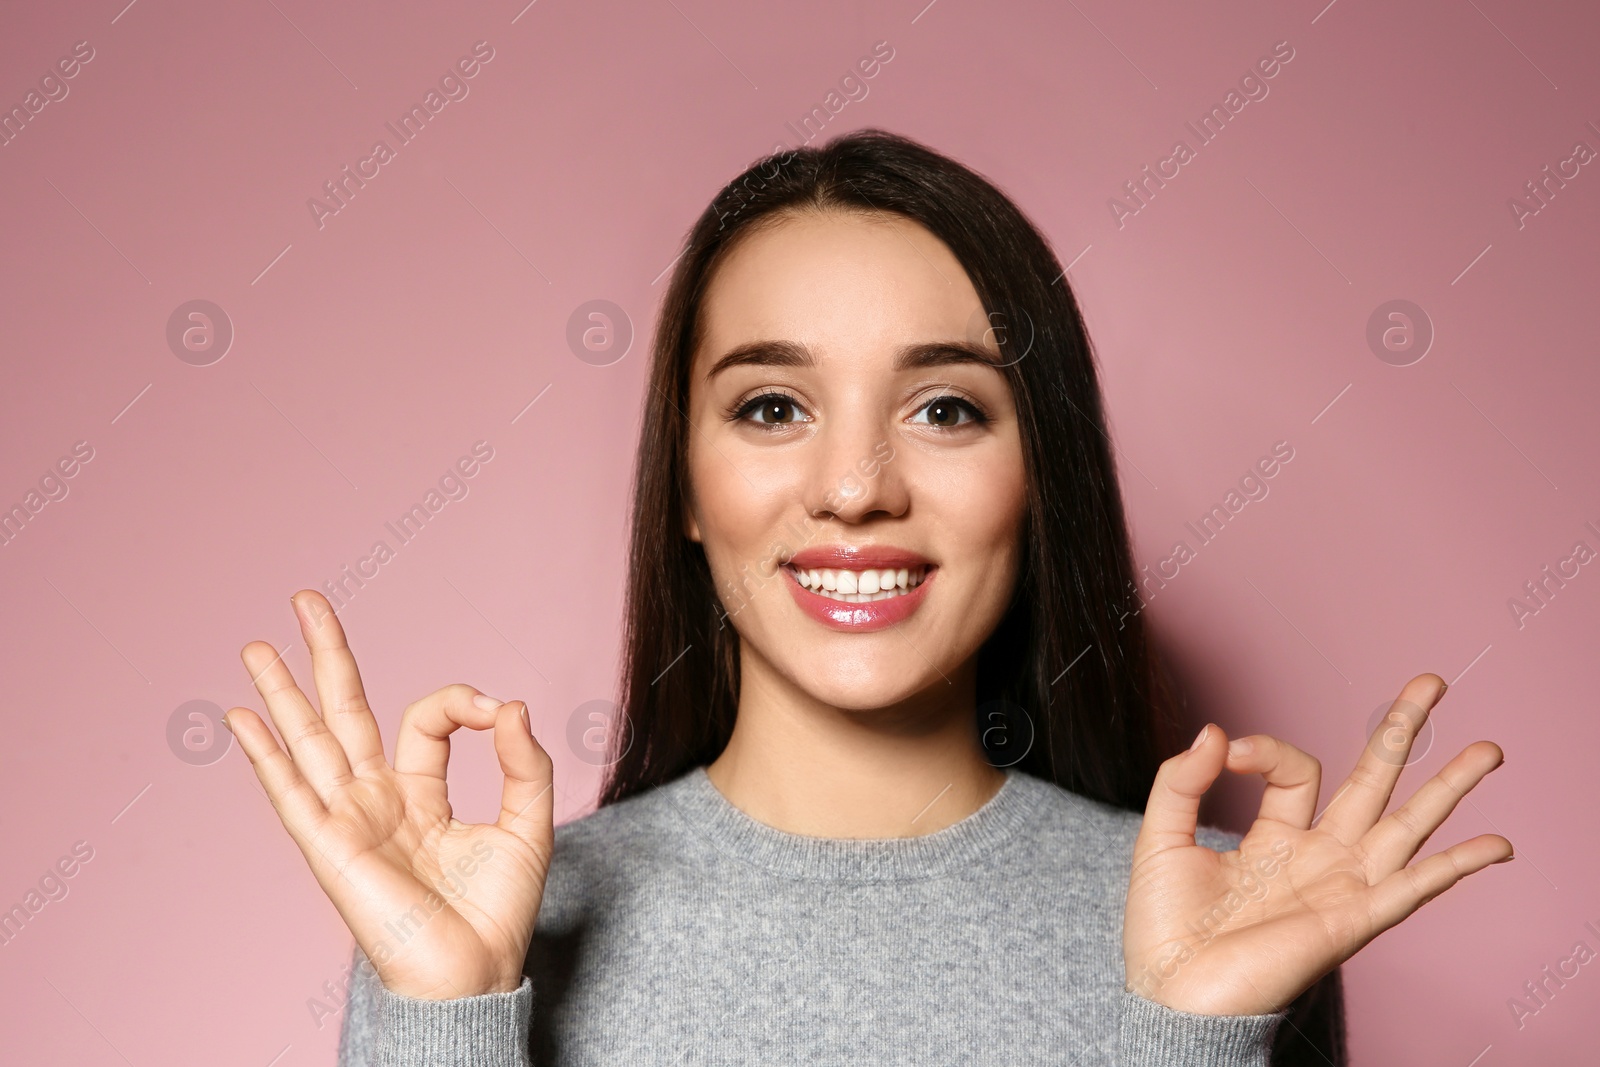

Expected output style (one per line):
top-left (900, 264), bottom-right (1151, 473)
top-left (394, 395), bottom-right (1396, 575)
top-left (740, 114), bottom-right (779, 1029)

top-left (785, 564), bottom-right (930, 602)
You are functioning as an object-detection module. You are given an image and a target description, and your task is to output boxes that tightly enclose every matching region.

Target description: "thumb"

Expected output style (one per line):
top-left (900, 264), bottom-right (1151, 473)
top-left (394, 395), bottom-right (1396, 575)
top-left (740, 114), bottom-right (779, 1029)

top-left (1133, 723), bottom-right (1228, 866)
top-left (490, 700), bottom-right (555, 855)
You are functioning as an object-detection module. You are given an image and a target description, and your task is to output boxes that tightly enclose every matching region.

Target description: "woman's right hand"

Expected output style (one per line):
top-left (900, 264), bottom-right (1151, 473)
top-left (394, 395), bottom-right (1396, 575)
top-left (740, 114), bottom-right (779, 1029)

top-left (225, 590), bottom-right (555, 1000)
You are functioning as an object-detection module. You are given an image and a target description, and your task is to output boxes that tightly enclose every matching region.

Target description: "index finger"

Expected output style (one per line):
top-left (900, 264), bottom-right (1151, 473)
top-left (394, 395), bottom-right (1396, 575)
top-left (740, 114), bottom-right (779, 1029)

top-left (293, 590), bottom-right (385, 772)
top-left (393, 683), bottom-right (504, 780)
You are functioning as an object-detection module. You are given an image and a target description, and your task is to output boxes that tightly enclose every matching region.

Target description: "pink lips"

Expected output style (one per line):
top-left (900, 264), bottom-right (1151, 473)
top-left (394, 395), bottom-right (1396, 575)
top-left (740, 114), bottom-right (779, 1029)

top-left (781, 544), bottom-right (936, 633)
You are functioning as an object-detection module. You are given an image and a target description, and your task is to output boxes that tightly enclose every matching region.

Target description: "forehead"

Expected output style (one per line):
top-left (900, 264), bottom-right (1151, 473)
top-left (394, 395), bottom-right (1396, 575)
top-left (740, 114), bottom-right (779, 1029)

top-left (693, 209), bottom-right (986, 362)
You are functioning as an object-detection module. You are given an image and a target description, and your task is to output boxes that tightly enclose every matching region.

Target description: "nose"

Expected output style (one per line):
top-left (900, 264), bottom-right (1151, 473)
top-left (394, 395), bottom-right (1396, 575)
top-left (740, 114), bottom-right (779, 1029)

top-left (801, 417), bottom-right (905, 524)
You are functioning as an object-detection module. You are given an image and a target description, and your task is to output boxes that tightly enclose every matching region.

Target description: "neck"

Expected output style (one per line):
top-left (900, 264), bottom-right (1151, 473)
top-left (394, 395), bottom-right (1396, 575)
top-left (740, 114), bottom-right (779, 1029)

top-left (704, 646), bottom-right (1006, 838)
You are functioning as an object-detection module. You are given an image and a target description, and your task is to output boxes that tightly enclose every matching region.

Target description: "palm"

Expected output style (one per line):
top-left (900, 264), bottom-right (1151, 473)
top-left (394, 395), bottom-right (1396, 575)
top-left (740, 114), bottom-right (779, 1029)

top-left (309, 768), bottom-right (551, 997)
top-left (1128, 820), bottom-right (1371, 1014)
top-left (1124, 674), bottom-right (1512, 1016)
top-left (228, 591), bottom-right (555, 1000)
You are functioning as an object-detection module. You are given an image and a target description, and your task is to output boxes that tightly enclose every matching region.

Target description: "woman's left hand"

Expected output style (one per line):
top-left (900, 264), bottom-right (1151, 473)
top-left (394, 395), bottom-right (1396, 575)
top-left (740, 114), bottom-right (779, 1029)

top-left (1123, 672), bottom-right (1513, 1016)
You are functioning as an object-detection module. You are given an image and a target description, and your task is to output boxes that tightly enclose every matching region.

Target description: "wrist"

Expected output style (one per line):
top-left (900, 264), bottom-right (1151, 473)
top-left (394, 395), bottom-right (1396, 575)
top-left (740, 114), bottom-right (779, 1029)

top-left (1125, 981), bottom-right (1282, 1018)
top-left (382, 971), bottom-right (525, 1000)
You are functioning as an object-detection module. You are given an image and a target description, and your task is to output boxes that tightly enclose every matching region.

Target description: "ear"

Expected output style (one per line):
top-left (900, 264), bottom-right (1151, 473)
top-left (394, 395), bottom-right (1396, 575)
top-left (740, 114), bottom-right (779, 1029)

top-left (681, 499), bottom-right (702, 543)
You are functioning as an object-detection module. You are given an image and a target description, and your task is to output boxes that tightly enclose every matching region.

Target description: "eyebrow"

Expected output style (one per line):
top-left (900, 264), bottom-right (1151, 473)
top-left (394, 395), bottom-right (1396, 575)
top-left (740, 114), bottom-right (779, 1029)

top-left (704, 339), bottom-right (1004, 381)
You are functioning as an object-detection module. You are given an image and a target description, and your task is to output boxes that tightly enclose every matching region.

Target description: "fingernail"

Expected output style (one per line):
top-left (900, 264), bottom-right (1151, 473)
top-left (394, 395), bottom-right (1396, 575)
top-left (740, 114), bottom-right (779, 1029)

top-left (519, 703), bottom-right (532, 734)
top-left (1228, 738), bottom-right (1253, 758)
top-left (221, 714), bottom-right (233, 734)
top-left (1190, 724), bottom-right (1210, 751)
top-left (473, 693), bottom-right (503, 711)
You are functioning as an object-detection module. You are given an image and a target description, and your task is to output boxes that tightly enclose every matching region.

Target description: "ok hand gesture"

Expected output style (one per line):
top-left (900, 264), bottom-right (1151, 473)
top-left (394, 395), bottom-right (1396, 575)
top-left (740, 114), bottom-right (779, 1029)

top-left (226, 590), bottom-right (555, 1000)
top-left (1124, 673), bottom-right (1512, 1016)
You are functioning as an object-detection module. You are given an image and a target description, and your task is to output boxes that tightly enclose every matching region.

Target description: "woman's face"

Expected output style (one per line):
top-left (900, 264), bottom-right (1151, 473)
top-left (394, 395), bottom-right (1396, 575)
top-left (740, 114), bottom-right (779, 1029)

top-left (683, 208), bottom-right (1027, 712)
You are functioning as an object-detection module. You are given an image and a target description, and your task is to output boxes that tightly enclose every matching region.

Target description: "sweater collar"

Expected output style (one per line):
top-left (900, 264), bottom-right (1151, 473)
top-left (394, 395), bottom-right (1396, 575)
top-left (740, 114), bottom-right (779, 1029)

top-left (661, 764), bottom-right (1048, 882)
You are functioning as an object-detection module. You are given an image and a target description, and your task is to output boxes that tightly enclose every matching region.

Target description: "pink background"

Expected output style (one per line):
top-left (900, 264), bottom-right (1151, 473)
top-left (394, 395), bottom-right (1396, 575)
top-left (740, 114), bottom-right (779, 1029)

top-left (2, 0), bottom-right (1596, 1062)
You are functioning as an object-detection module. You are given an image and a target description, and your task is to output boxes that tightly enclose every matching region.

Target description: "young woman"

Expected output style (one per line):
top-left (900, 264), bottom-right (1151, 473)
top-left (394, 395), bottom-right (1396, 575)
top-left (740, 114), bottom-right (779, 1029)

top-left (225, 129), bottom-right (1511, 1066)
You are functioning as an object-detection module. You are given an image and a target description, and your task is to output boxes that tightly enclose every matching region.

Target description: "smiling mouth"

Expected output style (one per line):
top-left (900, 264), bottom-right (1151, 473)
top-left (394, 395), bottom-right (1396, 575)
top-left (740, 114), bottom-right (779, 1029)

top-left (781, 563), bottom-right (933, 603)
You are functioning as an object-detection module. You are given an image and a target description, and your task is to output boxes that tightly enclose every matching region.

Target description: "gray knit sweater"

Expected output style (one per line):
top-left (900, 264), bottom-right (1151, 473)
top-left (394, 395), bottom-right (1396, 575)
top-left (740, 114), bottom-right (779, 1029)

top-left (335, 764), bottom-right (1295, 1065)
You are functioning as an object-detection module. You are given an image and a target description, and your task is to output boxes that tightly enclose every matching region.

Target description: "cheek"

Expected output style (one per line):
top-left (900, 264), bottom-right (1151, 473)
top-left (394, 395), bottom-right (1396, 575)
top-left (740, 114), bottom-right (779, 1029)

top-left (930, 451), bottom-right (1027, 566)
top-left (688, 447), bottom-right (798, 571)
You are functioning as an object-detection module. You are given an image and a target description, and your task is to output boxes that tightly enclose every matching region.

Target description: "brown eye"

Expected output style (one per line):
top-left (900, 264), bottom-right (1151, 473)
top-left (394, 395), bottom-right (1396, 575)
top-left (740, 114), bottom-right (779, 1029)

top-left (759, 399), bottom-right (797, 424)
top-left (734, 392), bottom-right (810, 427)
top-left (911, 396), bottom-right (986, 429)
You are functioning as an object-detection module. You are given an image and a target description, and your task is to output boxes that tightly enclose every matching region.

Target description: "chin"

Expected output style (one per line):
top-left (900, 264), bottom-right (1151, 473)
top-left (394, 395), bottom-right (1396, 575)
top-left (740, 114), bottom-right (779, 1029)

top-left (812, 686), bottom-right (921, 713)
top-left (779, 656), bottom-right (945, 713)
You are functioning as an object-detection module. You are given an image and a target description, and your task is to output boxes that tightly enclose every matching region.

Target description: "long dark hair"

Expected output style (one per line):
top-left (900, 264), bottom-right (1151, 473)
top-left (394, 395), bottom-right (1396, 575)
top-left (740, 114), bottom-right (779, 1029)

top-left (600, 128), bottom-right (1343, 1063)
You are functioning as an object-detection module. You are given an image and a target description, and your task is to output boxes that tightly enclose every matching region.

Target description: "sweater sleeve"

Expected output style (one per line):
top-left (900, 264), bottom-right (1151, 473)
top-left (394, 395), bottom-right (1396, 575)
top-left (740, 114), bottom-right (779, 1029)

top-left (336, 943), bottom-right (536, 1067)
top-left (1116, 986), bottom-right (1286, 1066)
